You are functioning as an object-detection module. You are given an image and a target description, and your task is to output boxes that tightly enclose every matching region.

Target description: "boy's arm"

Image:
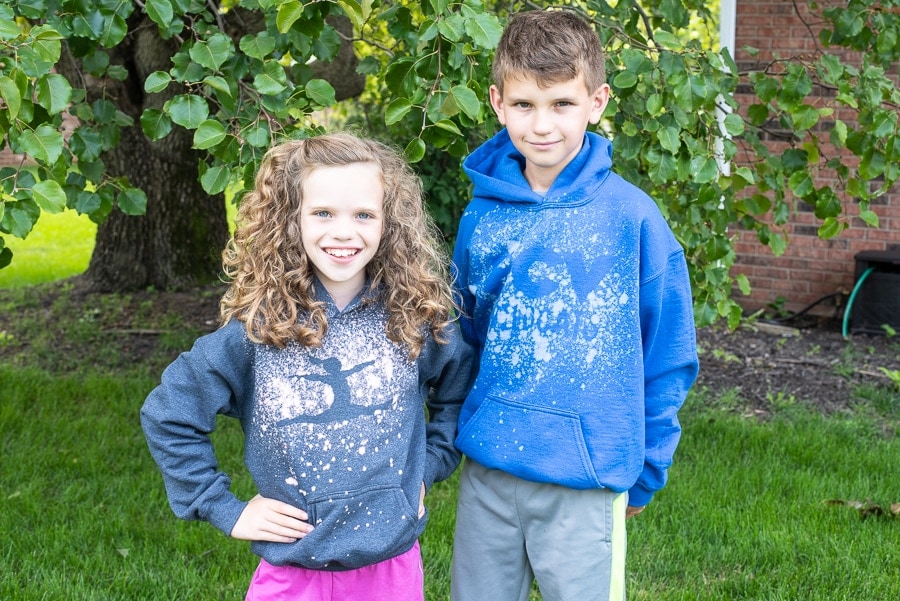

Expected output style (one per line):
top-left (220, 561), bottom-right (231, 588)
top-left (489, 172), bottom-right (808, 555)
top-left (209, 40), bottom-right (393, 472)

top-left (140, 323), bottom-right (253, 535)
top-left (629, 249), bottom-right (699, 508)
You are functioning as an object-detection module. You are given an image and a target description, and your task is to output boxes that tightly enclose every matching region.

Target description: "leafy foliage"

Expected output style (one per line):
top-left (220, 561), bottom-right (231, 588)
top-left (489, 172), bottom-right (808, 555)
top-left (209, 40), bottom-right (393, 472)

top-left (0, 0), bottom-right (897, 326)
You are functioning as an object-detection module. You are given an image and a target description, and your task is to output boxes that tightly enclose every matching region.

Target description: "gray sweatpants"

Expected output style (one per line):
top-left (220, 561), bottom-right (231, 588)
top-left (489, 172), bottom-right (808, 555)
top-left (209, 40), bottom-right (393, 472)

top-left (451, 459), bottom-right (627, 601)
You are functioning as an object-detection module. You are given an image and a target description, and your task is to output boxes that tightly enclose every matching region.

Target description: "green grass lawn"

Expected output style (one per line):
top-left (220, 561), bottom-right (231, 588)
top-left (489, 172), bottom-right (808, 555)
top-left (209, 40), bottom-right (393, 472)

top-left (0, 210), bottom-right (97, 288)
top-left (1, 365), bottom-right (898, 600)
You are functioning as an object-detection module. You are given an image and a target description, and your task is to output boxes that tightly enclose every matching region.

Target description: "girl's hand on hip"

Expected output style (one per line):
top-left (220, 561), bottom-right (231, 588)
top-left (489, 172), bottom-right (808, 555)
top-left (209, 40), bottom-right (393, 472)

top-left (231, 494), bottom-right (313, 543)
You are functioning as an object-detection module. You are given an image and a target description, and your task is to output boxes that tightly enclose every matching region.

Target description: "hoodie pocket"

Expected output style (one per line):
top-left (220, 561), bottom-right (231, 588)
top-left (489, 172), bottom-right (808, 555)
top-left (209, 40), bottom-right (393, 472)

top-left (293, 485), bottom-right (420, 570)
top-left (457, 395), bottom-right (601, 489)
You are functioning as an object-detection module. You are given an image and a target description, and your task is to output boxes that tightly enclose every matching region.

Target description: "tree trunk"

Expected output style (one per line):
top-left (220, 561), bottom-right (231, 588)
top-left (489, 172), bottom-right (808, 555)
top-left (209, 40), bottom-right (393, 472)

top-left (57, 15), bottom-right (228, 293)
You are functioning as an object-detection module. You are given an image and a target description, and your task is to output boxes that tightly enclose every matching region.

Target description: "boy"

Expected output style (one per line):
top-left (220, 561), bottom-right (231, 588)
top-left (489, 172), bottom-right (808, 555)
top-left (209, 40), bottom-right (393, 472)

top-left (450, 10), bottom-right (699, 601)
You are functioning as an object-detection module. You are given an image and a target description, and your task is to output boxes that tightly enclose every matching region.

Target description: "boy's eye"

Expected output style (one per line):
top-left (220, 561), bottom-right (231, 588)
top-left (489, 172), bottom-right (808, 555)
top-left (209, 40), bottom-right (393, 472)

top-left (556, 101), bottom-right (572, 107)
top-left (514, 102), bottom-right (531, 109)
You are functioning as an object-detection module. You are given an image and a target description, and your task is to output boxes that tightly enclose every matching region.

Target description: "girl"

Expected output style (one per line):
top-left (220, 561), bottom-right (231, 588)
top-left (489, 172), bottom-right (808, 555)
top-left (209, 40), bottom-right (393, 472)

top-left (141, 132), bottom-right (474, 601)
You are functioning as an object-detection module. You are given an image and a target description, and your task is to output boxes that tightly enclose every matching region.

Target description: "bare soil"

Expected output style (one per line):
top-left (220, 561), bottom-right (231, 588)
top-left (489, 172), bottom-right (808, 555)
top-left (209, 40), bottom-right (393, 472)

top-left (1, 278), bottom-right (898, 414)
top-left (695, 318), bottom-right (900, 415)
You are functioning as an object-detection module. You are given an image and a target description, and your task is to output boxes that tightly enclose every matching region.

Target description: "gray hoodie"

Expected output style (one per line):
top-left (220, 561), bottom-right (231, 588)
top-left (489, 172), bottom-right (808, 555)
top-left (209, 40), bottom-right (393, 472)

top-left (141, 284), bottom-right (474, 569)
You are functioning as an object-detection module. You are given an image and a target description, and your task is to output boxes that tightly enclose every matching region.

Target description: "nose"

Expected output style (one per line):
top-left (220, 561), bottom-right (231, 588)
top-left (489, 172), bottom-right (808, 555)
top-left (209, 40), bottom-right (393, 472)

top-left (531, 108), bottom-right (553, 135)
top-left (330, 215), bottom-right (355, 240)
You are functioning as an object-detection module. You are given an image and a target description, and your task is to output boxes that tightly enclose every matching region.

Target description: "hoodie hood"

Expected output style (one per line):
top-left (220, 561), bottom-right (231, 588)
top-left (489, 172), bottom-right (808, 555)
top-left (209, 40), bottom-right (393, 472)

top-left (462, 129), bottom-right (614, 205)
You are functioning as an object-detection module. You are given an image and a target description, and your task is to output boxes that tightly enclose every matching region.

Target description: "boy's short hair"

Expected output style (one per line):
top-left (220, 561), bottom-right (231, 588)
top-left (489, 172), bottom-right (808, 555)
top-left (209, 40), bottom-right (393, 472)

top-left (492, 10), bottom-right (606, 95)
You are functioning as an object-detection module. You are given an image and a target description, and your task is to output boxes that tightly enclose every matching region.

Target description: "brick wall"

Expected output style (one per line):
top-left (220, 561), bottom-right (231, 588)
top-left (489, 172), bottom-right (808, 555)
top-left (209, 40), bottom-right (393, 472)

top-left (732, 0), bottom-right (898, 317)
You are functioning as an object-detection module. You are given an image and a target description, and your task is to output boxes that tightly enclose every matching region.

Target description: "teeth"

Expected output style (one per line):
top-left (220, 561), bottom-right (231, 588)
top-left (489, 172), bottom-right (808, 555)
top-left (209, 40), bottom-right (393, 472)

top-left (326, 249), bottom-right (357, 257)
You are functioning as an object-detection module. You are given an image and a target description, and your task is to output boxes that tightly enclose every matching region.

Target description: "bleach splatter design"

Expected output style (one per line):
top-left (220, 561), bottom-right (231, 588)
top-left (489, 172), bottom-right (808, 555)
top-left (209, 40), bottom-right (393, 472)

top-left (467, 203), bottom-right (640, 398)
top-left (243, 302), bottom-right (425, 568)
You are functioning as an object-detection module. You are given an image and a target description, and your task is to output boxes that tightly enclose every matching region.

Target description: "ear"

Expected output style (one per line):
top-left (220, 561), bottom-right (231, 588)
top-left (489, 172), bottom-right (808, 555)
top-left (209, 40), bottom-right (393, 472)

top-left (488, 85), bottom-right (507, 126)
top-left (588, 83), bottom-right (611, 125)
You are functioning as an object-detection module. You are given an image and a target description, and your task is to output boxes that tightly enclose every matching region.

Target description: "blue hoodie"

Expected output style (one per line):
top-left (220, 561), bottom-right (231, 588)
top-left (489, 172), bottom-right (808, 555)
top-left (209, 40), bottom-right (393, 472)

top-left (141, 283), bottom-right (474, 569)
top-left (452, 130), bottom-right (699, 507)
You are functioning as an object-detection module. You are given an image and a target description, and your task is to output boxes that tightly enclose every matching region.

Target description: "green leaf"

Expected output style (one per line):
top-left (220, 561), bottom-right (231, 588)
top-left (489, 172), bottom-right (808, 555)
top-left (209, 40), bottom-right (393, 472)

top-left (336, 0), bottom-right (367, 30)
top-left (788, 170), bottom-right (814, 198)
top-left (0, 76), bottom-right (22, 120)
top-left (117, 187), bottom-right (147, 215)
top-left (239, 32), bottom-right (276, 60)
top-left (858, 209), bottom-right (879, 227)
top-left (0, 246), bottom-right (11, 270)
top-left (17, 125), bottom-right (64, 165)
top-left (140, 108), bottom-right (173, 140)
top-left (830, 119), bottom-right (848, 146)
top-left (656, 126), bottom-right (681, 154)
top-left (200, 164), bottom-right (231, 195)
top-left (439, 13), bottom-right (466, 42)
top-left (144, 71), bottom-right (172, 93)
top-left (817, 217), bottom-right (842, 239)
top-left (434, 119), bottom-right (462, 136)
top-left (385, 98), bottom-right (412, 125)
top-left (2, 200), bottom-right (39, 238)
top-left (69, 128), bottom-right (103, 162)
top-left (99, 13), bottom-right (129, 48)
top-left (189, 33), bottom-right (233, 71)
top-left (613, 71), bottom-right (638, 90)
top-left (276, 0), bottom-right (304, 33)
top-left (193, 119), bottom-right (227, 149)
top-left (791, 104), bottom-right (819, 131)
top-left (733, 166), bottom-right (755, 186)
top-left (404, 138), bottom-right (426, 163)
top-left (145, 0), bottom-right (174, 29)
top-left (780, 148), bottom-right (808, 171)
top-left (244, 124), bottom-right (270, 148)
top-left (75, 190), bottom-right (102, 215)
top-left (871, 109), bottom-right (897, 139)
top-left (202, 76), bottom-right (232, 98)
top-left (690, 155), bottom-right (719, 184)
top-left (35, 74), bottom-right (72, 115)
top-left (722, 112), bottom-right (744, 137)
top-left (253, 61), bottom-right (288, 95)
top-left (305, 79), bottom-right (335, 107)
top-left (385, 58), bottom-right (418, 96)
top-left (653, 30), bottom-right (682, 50)
top-left (768, 232), bottom-right (787, 256)
top-left (31, 180), bottom-right (66, 213)
top-left (164, 94), bottom-right (209, 129)
top-left (463, 12), bottom-right (503, 49)
top-left (449, 85), bottom-right (480, 121)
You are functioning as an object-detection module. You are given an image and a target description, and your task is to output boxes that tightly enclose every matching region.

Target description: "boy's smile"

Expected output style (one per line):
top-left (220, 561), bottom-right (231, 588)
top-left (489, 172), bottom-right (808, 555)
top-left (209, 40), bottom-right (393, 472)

top-left (300, 162), bottom-right (384, 309)
top-left (490, 75), bottom-right (609, 192)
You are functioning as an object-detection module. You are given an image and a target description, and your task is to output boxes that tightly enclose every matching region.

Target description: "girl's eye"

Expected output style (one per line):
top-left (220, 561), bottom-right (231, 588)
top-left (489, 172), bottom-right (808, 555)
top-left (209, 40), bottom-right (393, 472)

top-left (357, 212), bottom-right (372, 220)
top-left (314, 210), bottom-right (331, 218)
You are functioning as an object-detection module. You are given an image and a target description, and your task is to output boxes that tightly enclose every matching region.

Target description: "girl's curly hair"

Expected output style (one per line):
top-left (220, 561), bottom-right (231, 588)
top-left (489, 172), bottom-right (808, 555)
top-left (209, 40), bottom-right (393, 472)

top-left (220, 132), bottom-right (457, 360)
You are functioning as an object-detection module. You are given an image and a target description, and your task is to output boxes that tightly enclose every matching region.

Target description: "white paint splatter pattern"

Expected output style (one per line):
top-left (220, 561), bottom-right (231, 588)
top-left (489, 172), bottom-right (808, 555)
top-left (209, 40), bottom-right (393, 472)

top-left (244, 303), bottom-right (420, 506)
top-left (468, 204), bottom-right (641, 393)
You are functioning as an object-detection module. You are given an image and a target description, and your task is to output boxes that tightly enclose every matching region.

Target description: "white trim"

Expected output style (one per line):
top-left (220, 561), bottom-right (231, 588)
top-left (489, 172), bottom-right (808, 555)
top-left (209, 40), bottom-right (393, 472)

top-left (715, 0), bottom-right (738, 178)
top-left (719, 0), bottom-right (737, 54)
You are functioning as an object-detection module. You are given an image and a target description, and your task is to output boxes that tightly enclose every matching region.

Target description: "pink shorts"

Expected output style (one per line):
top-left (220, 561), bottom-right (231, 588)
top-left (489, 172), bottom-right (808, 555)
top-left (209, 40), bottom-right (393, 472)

top-left (245, 541), bottom-right (424, 601)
